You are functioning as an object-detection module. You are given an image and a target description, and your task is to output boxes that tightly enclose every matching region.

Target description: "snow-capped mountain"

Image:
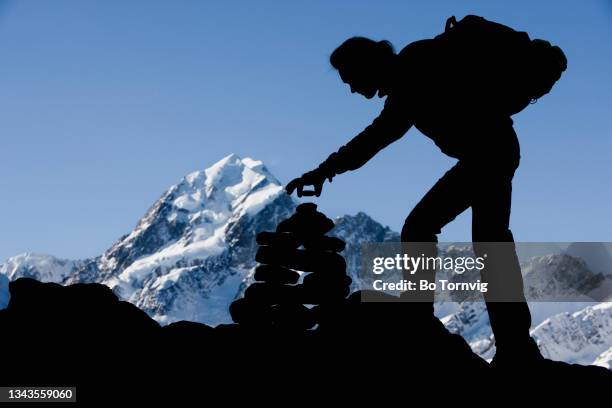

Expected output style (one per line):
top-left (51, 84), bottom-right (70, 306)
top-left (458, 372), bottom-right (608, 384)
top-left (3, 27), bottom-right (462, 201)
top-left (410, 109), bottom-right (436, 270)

top-left (532, 302), bottom-right (612, 366)
top-left (2, 154), bottom-right (296, 324)
top-left (435, 249), bottom-right (612, 365)
top-left (439, 302), bottom-right (495, 359)
top-left (330, 211), bottom-right (399, 291)
top-left (0, 154), bottom-right (398, 325)
top-left (93, 153), bottom-right (295, 324)
top-left (1, 153), bottom-right (610, 367)
top-left (523, 253), bottom-right (606, 301)
top-left (0, 253), bottom-right (85, 283)
top-left (593, 346), bottom-right (612, 369)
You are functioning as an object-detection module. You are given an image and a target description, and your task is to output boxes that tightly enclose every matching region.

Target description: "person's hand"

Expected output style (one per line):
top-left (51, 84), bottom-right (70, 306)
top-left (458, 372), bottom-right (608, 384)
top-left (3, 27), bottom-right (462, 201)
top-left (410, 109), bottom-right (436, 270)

top-left (285, 168), bottom-right (333, 197)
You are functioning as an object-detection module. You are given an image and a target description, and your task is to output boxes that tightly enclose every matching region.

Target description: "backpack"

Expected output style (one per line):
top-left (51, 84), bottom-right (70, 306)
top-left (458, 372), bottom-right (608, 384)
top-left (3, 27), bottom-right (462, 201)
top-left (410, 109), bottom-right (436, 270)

top-left (433, 15), bottom-right (567, 116)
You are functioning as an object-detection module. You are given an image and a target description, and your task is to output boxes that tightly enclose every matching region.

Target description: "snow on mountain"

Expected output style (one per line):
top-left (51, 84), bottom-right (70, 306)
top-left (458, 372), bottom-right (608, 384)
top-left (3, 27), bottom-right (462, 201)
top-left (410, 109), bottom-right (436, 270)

top-left (435, 249), bottom-right (612, 365)
top-left (520, 253), bottom-right (606, 324)
top-left (593, 346), bottom-right (612, 369)
top-left (565, 242), bottom-right (612, 277)
top-left (438, 302), bottom-right (495, 359)
top-left (101, 155), bottom-right (285, 301)
top-left (532, 302), bottom-right (612, 365)
top-left (523, 253), bottom-right (605, 301)
top-left (438, 300), bottom-right (612, 365)
top-left (329, 211), bottom-right (400, 289)
top-left (0, 253), bottom-right (84, 283)
top-left (95, 154), bottom-right (295, 324)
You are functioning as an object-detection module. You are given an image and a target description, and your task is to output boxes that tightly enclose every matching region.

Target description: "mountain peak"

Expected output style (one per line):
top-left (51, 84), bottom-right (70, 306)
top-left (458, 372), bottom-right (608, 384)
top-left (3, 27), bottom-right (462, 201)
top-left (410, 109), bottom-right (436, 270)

top-left (168, 154), bottom-right (283, 214)
top-left (93, 154), bottom-right (291, 317)
top-left (203, 153), bottom-right (277, 182)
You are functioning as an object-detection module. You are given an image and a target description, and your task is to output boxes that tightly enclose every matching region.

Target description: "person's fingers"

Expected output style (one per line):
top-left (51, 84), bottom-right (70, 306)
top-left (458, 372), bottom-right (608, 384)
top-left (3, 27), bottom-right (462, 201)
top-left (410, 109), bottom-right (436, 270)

top-left (286, 174), bottom-right (327, 197)
top-left (285, 179), bottom-right (296, 194)
top-left (314, 181), bottom-right (323, 197)
top-left (285, 178), bottom-right (302, 195)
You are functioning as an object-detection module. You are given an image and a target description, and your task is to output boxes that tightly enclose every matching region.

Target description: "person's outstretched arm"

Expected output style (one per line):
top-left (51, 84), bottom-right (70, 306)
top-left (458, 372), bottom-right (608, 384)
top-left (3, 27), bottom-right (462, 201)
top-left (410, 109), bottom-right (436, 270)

top-left (286, 98), bottom-right (413, 197)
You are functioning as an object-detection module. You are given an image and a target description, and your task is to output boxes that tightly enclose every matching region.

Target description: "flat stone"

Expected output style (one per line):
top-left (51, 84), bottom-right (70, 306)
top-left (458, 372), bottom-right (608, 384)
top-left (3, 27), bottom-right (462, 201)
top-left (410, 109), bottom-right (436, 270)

top-left (244, 282), bottom-right (301, 305)
top-left (254, 264), bottom-right (300, 284)
top-left (276, 212), bottom-right (334, 236)
top-left (256, 247), bottom-right (346, 273)
top-left (256, 231), bottom-right (301, 248)
top-left (303, 236), bottom-right (346, 252)
top-left (229, 297), bottom-right (273, 326)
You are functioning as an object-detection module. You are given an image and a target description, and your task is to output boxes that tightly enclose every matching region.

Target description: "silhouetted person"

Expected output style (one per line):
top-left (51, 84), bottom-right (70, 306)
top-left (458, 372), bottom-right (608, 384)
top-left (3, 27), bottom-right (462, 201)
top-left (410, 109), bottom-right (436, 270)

top-left (285, 17), bottom-right (563, 365)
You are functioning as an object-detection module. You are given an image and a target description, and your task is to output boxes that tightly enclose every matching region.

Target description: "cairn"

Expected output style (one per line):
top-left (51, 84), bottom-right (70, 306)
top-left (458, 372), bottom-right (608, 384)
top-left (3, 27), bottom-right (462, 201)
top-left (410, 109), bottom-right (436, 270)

top-left (229, 203), bottom-right (351, 331)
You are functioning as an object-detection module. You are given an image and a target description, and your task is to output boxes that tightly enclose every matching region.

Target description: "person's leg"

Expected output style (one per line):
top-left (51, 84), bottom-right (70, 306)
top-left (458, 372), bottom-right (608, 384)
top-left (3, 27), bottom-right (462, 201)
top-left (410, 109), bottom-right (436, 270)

top-left (470, 165), bottom-right (532, 347)
top-left (467, 125), bottom-right (536, 358)
top-left (400, 161), bottom-right (472, 310)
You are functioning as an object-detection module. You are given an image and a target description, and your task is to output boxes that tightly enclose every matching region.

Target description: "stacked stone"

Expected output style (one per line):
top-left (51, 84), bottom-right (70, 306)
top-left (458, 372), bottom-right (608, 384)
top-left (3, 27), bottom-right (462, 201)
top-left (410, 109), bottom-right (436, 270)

top-left (229, 203), bottom-right (351, 331)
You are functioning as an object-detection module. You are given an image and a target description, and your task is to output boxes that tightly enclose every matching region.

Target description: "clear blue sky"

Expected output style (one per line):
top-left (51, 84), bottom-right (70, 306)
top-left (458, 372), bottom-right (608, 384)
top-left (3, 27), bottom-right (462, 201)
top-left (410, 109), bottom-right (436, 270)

top-left (0, 0), bottom-right (611, 261)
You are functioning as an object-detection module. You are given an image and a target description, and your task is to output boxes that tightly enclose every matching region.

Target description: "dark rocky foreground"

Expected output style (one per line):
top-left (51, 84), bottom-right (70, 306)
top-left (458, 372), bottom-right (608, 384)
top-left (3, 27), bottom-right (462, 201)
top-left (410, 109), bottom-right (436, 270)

top-left (0, 204), bottom-right (609, 403)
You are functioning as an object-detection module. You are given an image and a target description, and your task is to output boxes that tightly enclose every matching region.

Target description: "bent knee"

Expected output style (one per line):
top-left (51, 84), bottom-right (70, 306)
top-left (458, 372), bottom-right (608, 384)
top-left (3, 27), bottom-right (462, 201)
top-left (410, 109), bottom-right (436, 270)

top-left (401, 214), bottom-right (440, 242)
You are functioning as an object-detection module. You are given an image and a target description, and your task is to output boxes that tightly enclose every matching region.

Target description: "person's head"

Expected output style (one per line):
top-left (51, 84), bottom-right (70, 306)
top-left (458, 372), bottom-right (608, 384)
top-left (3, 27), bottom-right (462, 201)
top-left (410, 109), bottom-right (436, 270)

top-left (330, 37), bottom-right (396, 99)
